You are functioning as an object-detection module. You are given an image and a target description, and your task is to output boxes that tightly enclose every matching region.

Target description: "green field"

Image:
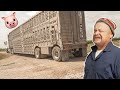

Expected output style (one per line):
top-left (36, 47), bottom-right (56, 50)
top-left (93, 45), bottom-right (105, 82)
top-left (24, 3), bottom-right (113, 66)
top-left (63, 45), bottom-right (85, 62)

top-left (87, 38), bottom-right (120, 53)
top-left (0, 38), bottom-right (120, 60)
top-left (0, 49), bottom-right (6, 52)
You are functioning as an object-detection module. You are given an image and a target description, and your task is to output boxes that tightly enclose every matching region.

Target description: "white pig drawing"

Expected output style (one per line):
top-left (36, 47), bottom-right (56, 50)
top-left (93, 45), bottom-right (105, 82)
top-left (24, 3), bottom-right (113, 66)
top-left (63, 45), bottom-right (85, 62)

top-left (1, 12), bottom-right (18, 29)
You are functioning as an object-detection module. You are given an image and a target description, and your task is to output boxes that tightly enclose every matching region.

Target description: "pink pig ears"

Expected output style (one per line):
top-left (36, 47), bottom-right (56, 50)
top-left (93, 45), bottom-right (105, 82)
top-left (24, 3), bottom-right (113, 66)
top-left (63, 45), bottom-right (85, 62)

top-left (1, 17), bottom-right (5, 20)
top-left (13, 12), bottom-right (16, 16)
top-left (1, 12), bottom-right (16, 20)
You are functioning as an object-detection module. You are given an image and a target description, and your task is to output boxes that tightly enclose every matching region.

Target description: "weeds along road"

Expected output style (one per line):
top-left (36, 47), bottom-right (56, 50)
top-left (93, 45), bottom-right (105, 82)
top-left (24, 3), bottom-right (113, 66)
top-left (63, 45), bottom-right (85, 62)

top-left (0, 51), bottom-right (85, 79)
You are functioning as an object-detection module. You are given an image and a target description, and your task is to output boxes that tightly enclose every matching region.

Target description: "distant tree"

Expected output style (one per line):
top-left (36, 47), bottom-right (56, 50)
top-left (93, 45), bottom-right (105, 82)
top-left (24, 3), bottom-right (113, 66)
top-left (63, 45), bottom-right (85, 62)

top-left (4, 41), bottom-right (7, 46)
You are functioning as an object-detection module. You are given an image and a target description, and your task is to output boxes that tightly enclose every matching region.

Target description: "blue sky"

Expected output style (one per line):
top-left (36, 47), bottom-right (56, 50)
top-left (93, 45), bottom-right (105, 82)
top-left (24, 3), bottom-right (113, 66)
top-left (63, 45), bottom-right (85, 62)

top-left (0, 11), bottom-right (120, 48)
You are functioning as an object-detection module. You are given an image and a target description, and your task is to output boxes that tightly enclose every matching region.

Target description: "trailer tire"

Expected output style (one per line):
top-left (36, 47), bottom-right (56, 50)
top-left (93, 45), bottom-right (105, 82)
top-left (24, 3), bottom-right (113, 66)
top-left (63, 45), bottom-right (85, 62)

top-left (52, 46), bottom-right (62, 62)
top-left (73, 49), bottom-right (82, 57)
top-left (10, 49), bottom-right (14, 54)
top-left (34, 47), bottom-right (41, 59)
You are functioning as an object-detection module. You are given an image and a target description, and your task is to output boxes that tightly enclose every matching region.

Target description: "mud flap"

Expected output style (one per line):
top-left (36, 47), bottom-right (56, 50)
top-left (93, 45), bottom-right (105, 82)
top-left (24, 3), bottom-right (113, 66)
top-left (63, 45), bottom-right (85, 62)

top-left (61, 50), bottom-right (70, 61)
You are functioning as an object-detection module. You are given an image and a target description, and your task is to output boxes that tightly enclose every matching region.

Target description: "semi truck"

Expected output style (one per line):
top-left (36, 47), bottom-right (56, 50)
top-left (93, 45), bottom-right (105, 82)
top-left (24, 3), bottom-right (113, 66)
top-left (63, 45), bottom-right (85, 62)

top-left (8, 11), bottom-right (87, 61)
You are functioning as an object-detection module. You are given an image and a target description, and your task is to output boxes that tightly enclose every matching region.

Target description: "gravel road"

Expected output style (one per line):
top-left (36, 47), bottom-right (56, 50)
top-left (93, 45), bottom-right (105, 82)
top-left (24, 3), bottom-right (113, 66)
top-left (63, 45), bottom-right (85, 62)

top-left (0, 52), bottom-right (85, 79)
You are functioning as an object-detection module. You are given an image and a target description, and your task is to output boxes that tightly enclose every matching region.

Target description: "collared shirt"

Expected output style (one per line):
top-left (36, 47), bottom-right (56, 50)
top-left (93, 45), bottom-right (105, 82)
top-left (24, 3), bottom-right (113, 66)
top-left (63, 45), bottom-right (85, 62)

top-left (84, 42), bottom-right (120, 79)
top-left (95, 50), bottom-right (103, 58)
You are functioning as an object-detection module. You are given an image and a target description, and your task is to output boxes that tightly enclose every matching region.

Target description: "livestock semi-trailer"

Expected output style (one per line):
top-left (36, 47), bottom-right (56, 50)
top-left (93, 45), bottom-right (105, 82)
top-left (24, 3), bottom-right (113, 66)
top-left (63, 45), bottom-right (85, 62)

top-left (8, 11), bottom-right (87, 61)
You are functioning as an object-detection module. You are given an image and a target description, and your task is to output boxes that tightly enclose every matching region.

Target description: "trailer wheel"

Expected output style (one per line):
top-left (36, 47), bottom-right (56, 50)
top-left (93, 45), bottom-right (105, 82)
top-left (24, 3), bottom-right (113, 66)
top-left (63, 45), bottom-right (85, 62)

top-left (52, 46), bottom-right (62, 62)
top-left (34, 47), bottom-right (41, 59)
top-left (10, 49), bottom-right (14, 54)
top-left (73, 49), bottom-right (82, 57)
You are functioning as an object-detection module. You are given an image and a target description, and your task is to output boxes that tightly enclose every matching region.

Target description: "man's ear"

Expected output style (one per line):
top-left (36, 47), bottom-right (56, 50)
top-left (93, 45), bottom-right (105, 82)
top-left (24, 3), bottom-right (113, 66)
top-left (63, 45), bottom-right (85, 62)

top-left (110, 34), bottom-right (113, 39)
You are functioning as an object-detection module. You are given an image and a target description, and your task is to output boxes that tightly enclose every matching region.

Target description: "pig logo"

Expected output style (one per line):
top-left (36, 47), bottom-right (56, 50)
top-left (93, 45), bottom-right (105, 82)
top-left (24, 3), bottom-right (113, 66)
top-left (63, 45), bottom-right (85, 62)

top-left (1, 12), bottom-right (18, 29)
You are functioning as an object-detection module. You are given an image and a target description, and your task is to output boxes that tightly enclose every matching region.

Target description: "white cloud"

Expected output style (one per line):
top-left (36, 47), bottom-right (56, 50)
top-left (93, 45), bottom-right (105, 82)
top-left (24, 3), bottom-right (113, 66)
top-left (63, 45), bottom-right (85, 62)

top-left (26, 11), bottom-right (39, 17)
top-left (1, 11), bottom-right (120, 48)
top-left (85, 11), bottom-right (120, 40)
top-left (6, 11), bottom-right (11, 14)
top-left (5, 11), bottom-right (17, 15)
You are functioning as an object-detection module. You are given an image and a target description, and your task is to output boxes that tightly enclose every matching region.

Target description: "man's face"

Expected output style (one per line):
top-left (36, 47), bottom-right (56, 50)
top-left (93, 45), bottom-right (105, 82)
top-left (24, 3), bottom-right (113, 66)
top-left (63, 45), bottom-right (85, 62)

top-left (93, 22), bottom-right (113, 46)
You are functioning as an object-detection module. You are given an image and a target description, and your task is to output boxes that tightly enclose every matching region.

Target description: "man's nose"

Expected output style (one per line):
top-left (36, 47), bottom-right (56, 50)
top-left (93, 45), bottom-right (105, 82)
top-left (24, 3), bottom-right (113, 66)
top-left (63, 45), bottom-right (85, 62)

top-left (94, 30), bottom-right (100, 35)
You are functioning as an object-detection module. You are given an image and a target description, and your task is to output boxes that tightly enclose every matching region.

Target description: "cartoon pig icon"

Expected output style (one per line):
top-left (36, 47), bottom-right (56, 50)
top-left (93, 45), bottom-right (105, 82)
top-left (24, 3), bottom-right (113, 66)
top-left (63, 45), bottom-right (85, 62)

top-left (1, 12), bottom-right (18, 29)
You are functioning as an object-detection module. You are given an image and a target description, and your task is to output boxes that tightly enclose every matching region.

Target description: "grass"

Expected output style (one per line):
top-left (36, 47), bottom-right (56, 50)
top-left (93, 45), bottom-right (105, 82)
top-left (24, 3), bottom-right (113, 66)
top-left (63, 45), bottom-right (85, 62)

top-left (112, 37), bottom-right (120, 41)
top-left (87, 40), bottom-right (93, 44)
top-left (87, 37), bottom-right (120, 44)
top-left (0, 37), bottom-right (120, 60)
top-left (0, 48), bottom-right (6, 52)
top-left (86, 37), bottom-right (120, 53)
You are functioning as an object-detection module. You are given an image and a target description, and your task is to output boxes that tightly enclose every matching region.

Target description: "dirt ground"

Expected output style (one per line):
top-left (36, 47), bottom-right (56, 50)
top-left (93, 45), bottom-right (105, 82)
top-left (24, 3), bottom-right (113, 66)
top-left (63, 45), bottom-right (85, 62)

top-left (0, 51), bottom-right (85, 79)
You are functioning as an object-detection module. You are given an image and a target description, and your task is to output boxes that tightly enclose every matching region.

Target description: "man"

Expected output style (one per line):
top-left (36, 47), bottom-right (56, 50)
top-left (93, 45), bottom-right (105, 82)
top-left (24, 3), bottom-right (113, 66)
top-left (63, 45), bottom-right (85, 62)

top-left (84, 18), bottom-right (120, 79)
